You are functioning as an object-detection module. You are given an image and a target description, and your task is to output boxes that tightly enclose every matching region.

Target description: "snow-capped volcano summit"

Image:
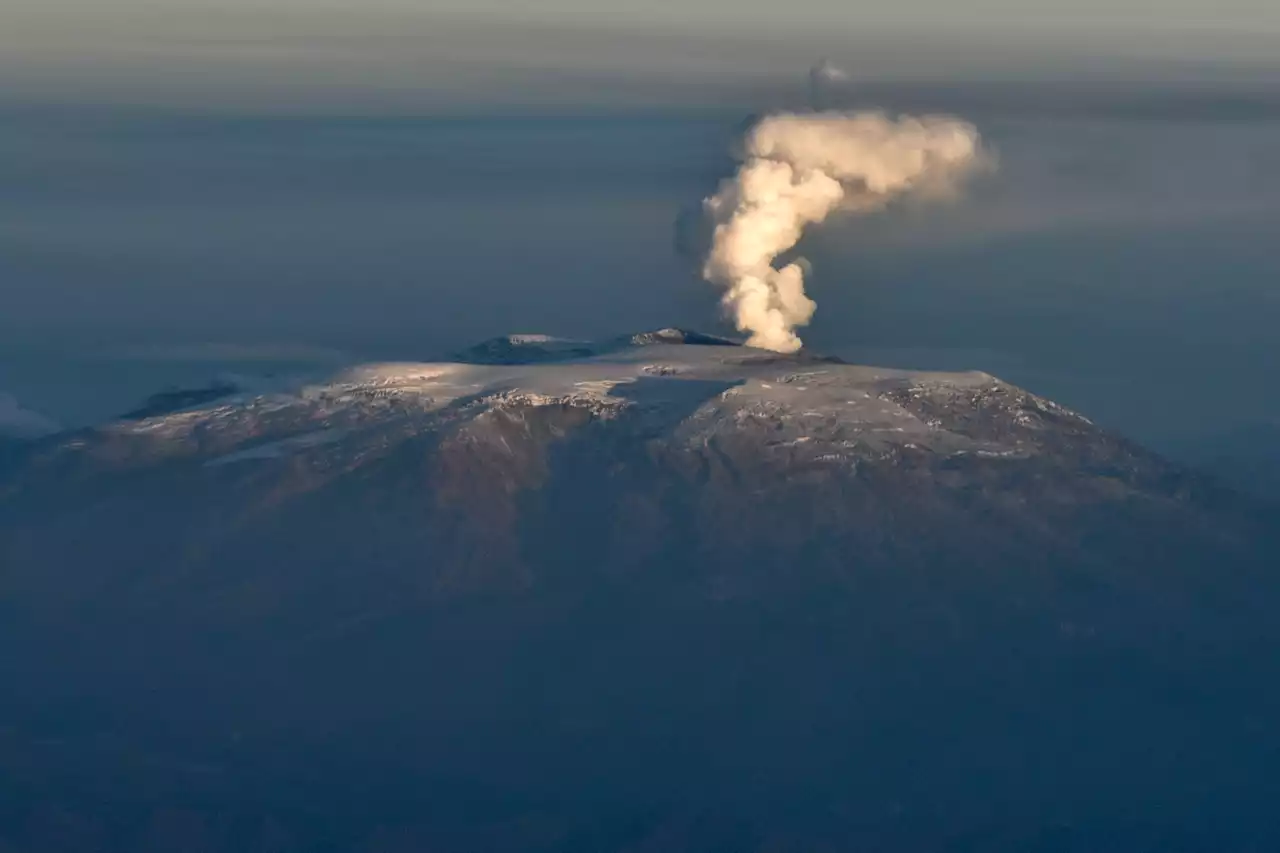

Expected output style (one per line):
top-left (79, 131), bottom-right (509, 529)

top-left (18, 328), bottom-right (1098, 471)
top-left (4, 327), bottom-right (1270, 608)
top-left (2, 331), bottom-right (1278, 851)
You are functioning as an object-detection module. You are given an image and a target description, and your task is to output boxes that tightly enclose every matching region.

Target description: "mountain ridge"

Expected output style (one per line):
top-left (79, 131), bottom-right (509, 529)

top-left (2, 330), bottom-right (1279, 851)
top-left (3, 329), bottom-right (1270, 610)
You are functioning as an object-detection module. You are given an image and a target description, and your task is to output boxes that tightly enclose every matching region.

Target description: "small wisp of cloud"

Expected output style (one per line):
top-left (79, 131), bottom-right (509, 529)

top-left (0, 393), bottom-right (62, 438)
top-left (808, 58), bottom-right (851, 110)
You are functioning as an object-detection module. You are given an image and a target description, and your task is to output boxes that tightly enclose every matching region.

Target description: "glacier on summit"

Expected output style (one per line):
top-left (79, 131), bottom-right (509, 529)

top-left (56, 329), bottom-right (1101, 473)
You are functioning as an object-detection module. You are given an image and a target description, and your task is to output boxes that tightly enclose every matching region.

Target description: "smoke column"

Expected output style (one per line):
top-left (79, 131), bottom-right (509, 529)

top-left (701, 111), bottom-right (984, 352)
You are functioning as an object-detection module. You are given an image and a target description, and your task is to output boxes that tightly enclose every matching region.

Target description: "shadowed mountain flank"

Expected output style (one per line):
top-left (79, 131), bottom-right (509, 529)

top-left (1, 332), bottom-right (1278, 852)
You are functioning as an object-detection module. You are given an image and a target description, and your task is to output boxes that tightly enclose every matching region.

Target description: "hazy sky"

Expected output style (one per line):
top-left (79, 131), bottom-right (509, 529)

top-left (430, 0), bottom-right (1280, 31)
top-left (9, 0), bottom-right (1280, 31)
top-left (3, 0), bottom-right (1279, 110)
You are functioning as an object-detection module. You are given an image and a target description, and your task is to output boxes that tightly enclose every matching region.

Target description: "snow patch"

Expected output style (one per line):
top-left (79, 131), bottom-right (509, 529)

top-left (84, 330), bottom-right (1098, 471)
top-left (507, 334), bottom-right (575, 345)
top-left (205, 429), bottom-right (348, 466)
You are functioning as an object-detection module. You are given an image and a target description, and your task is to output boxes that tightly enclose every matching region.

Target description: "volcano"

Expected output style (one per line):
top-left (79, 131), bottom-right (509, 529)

top-left (1, 331), bottom-right (1278, 852)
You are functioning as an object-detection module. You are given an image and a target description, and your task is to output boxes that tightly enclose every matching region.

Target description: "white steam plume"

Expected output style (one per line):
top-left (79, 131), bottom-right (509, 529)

top-left (701, 111), bottom-right (985, 352)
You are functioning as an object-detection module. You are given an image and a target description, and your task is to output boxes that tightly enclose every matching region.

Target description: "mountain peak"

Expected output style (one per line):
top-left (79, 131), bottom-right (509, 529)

top-left (623, 328), bottom-right (739, 347)
top-left (452, 328), bottom-right (739, 366)
top-left (452, 334), bottom-right (598, 365)
top-left (4, 327), bottom-right (1275, 853)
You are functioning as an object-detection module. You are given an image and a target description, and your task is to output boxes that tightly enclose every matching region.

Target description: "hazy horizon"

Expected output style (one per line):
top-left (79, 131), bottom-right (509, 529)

top-left (3, 0), bottom-right (1280, 111)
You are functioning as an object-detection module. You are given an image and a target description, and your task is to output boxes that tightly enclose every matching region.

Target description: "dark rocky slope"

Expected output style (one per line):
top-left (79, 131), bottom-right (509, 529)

top-left (1, 334), bottom-right (1278, 852)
